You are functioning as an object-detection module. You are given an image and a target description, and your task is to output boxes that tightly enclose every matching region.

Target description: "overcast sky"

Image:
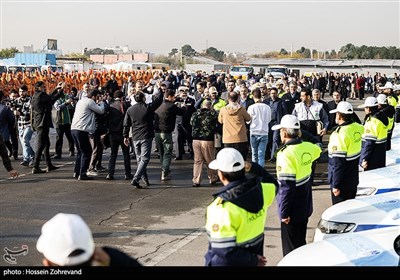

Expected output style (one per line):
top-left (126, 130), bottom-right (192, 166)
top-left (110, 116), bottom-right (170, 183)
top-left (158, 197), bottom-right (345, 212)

top-left (1, 0), bottom-right (399, 55)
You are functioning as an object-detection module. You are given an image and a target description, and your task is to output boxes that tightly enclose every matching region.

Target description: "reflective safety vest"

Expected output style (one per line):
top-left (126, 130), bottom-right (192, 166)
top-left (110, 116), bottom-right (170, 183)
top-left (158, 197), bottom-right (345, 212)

top-left (276, 141), bottom-right (321, 186)
top-left (388, 115), bottom-right (394, 133)
top-left (202, 98), bottom-right (227, 112)
top-left (205, 183), bottom-right (275, 250)
top-left (387, 95), bottom-right (398, 108)
top-left (362, 116), bottom-right (388, 145)
top-left (328, 122), bottom-right (364, 161)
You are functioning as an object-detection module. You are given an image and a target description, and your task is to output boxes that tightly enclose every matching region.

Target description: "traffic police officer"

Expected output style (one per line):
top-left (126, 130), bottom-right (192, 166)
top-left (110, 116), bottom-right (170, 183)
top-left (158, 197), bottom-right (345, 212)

top-left (205, 148), bottom-right (278, 266)
top-left (377, 94), bottom-right (395, 151)
top-left (328, 101), bottom-right (364, 205)
top-left (359, 97), bottom-right (389, 171)
top-left (272, 115), bottom-right (321, 256)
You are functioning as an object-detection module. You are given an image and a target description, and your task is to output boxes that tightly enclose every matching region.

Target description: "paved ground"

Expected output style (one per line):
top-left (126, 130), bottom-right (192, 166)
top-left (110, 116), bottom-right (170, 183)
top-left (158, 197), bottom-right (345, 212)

top-left (0, 96), bottom-right (366, 267)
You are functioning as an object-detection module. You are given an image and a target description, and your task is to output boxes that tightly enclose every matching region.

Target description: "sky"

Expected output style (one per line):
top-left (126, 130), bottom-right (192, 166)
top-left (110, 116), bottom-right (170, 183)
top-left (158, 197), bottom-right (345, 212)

top-left (1, 0), bottom-right (399, 55)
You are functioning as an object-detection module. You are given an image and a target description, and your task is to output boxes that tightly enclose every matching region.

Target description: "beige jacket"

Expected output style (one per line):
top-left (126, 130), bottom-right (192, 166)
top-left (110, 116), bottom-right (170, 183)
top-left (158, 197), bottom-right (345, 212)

top-left (218, 103), bottom-right (251, 144)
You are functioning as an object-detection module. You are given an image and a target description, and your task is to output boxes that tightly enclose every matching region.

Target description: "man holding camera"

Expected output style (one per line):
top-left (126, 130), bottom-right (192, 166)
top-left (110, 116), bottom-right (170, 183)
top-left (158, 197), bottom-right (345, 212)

top-left (31, 81), bottom-right (63, 174)
top-left (52, 88), bottom-right (75, 159)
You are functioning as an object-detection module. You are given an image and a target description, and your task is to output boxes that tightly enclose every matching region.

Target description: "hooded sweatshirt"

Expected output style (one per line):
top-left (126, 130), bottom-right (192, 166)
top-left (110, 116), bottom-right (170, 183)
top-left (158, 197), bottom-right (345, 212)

top-left (218, 103), bottom-right (251, 144)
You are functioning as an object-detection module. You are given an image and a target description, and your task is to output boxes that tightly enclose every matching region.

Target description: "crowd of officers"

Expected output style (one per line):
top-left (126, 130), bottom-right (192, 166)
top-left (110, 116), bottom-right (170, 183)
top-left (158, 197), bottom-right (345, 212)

top-left (1, 68), bottom-right (400, 266)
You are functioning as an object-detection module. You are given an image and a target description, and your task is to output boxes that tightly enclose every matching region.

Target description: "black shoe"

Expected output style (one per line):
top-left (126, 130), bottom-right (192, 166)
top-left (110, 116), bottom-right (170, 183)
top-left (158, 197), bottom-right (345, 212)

top-left (69, 151), bottom-right (75, 157)
top-left (51, 154), bottom-right (61, 159)
top-left (73, 172), bottom-right (79, 178)
top-left (125, 174), bottom-right (133, 180)
top-left (106, 174), bottom-right (114, 180)
top-left (32, 167), bottom-right (46, 174)
top-left (47, 165), bottom-right (60, 172)
top-left (174, 156), bottom-right (182, 160)
top-left (96, 166), bottom-right (107, 173)
top-left (192, 183), bottom-right (200, 187)
top-left (141, 178), bottom-right (150, 187)
top-left (20, 161), bottom-right (29, 167)
top-left (131, 180), bottom-right (142, 189)
top-left (210, 180), bottom-right (219, 185)
top-left (78, 174), bottom-right (93, 180)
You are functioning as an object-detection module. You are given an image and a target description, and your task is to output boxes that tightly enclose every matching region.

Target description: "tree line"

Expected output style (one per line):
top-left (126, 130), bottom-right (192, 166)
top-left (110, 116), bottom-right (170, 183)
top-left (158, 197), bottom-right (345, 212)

top-left (1, 44), bottom-right (399, 66)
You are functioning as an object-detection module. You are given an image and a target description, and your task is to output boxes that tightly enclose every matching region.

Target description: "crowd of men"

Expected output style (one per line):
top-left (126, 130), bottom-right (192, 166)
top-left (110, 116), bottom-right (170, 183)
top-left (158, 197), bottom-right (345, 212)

top-left (1, 67), bottom-right (400, 265)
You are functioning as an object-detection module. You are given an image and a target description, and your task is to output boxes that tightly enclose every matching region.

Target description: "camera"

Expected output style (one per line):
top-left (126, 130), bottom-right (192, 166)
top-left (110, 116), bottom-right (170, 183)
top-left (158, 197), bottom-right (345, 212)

top-left (175, 102), bottom-right (184, 107)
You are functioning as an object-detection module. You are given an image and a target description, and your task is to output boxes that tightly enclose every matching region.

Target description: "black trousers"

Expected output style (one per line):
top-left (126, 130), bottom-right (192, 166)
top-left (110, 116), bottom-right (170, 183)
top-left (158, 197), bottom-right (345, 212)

top-left (71, 130), bottom-right (92, 176)
top-left (224, 142), bottom-right (248, 161)
top-left (108, 134), bottom-right (131, 176)
top-left (5, 125), bottom-right (18, 157)
top-left (55, 124), bottom-right (74, 156)
top-left (331, 187), bottom-right (357, 205)
top-left (88, 131), bottom-right (105, 170)
top-left (281, 219), bottom-right (308, 256)
top-left (33, 126), bottom-right (52, 168)
top-left (176, 124), bottom-right (193, 158)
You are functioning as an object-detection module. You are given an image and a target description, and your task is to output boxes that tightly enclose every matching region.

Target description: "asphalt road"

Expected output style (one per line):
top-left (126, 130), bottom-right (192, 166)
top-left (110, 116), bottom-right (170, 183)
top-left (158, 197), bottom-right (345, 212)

top-left (0, 96), bottom-right (366, 267)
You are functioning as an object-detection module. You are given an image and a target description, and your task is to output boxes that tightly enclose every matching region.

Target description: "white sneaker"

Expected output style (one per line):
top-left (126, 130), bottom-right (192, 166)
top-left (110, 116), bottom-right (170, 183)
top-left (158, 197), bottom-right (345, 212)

top-left (87, 170), bottom-right (99, 176)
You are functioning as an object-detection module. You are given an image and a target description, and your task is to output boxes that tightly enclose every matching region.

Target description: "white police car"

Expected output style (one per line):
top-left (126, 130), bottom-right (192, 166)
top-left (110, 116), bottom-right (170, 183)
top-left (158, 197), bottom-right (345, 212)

top-left (357, 165), bottom-right (400, 196)
top-left (314, 191), bottom-right (400, 242)
top-left (356, 124), bottom-right (400, 196)
top-left (278, 226), bottom-right (400, 266)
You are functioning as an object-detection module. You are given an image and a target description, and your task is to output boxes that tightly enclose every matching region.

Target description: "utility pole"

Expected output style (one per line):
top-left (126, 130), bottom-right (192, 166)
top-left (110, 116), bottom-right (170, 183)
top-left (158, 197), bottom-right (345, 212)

top-left (180, 46), bottom-right (183, 65)
top-left (291, 42), bottom-right (293, 58)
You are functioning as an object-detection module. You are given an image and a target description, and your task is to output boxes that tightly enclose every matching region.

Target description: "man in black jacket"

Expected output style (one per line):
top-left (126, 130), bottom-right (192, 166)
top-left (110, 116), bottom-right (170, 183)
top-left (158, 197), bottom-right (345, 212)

top-left (123, 89), bottom-right (163, 188)
top-left (106, 90), bottom-right (131, 181)
top-left (154, 89), bottom-right (185, 181)
top-left (31, 81), bottom-right (62, 174)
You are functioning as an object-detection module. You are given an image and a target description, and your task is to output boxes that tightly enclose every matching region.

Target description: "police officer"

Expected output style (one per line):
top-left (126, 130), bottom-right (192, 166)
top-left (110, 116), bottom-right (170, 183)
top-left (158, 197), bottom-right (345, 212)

top-left (358, 97), bottom-right (389, 171)
top-left (204, 148), bottom-right (278, 266)
top-left (328, 102), bottom-right (364, 205)
top-left (272, 115), bottom-right (321, 256)
top-left (377, 93), bottom-right (395, 151)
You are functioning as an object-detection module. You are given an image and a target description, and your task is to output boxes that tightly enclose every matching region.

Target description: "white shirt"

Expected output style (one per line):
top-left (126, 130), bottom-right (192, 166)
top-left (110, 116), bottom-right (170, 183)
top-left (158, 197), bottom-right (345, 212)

top-left (247, 102), bottom-right (271, 135)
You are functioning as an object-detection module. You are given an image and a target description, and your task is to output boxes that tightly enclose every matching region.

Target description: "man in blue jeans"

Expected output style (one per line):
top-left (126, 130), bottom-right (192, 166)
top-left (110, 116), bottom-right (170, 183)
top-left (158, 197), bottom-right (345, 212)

top-left (123, 89), bottom-right (163, 188)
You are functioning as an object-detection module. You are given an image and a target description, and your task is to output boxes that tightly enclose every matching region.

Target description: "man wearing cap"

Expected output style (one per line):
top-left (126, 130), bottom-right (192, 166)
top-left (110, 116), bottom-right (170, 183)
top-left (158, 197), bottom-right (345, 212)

top-left (204, 148), bottom-right (278, 266)
top-left (190, 100), bottom-right (219, 187)
top-left (37, 213), bottom-right (141, 266)
top-left (195, 86), bottom-right (226, 112)
top-left (328, 102), bottom-right (364, 205)
top-left (271, 115), bottom-right (321, 256)
top-left (377, 94), bottom-right (395, 151)
top-left (359, 96), bottom-right (389, 171)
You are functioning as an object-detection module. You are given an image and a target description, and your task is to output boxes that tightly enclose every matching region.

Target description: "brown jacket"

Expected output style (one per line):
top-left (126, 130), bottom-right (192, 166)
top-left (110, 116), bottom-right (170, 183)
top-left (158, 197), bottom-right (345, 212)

top-left (218, 103), bottom-right (251, 144)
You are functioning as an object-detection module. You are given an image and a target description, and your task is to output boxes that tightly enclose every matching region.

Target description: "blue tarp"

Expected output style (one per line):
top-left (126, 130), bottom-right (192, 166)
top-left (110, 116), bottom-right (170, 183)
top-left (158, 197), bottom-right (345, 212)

top-left (14, 53), bottom-right (56, 66)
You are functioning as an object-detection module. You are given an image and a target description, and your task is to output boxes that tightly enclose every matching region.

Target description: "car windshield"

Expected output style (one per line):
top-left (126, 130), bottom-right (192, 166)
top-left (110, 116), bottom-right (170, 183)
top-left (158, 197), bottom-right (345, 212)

top-left (231, 67), bottom-right (252, 73)
top-left (268, 67), bottom-right (286, 74)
